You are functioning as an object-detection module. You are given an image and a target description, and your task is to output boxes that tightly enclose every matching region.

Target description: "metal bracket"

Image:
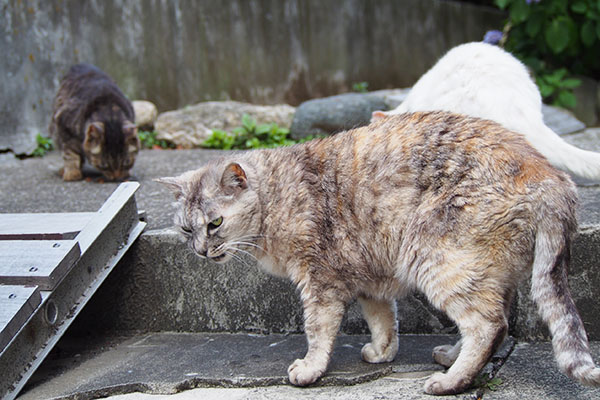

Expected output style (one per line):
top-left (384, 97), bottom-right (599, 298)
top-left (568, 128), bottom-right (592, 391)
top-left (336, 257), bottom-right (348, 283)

top-left (0, 182), bottom-right (146, 400)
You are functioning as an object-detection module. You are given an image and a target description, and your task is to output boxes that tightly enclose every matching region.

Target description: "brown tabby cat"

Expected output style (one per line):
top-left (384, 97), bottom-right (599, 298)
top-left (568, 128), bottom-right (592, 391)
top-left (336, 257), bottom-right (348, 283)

top-left (49, 63), bottom-right (140, 181)
top-left (158, 111), bottom-right (600, 395)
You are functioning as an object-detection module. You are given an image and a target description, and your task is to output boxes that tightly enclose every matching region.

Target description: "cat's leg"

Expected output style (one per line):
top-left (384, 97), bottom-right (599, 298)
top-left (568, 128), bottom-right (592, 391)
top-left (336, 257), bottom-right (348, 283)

top-left (423, 300), bottom-right (507, 395)
top-left (436, 288), bottom-right (513, 370)
top-left (432, 287), bottom-right (515, 368)
top-left (288, 292), bottom-right (346, 386)
top-left (432, 338), bottom-right (462, 368)
top-left (62, 148), bottom-right (83, 181)
top-left (357, 296), bottom-right (398, 363)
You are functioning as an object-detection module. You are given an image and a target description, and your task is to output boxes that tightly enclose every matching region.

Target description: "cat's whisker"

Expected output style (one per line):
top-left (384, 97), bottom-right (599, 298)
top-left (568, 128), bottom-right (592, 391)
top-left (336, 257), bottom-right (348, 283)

top-left (228, 240), bottom-right (266, 254)
top-left (225, 249), bottom-right (254, 269)
top-left (226, 245), bottom-right (259, 263)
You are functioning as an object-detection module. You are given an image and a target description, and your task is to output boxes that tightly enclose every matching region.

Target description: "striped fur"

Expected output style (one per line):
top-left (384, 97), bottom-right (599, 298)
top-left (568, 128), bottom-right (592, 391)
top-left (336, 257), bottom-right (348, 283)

top-left (159, 111), bottom-right (598, 395)
top-left (50, 63), bottom-right (139, 181)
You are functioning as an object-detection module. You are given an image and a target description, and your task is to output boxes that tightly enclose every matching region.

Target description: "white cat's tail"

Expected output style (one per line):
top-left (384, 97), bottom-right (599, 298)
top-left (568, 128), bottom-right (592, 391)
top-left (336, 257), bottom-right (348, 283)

top-left (530, 124), bottom-right (600, 181)
top-left (531, 199), bottom-right (600, 386)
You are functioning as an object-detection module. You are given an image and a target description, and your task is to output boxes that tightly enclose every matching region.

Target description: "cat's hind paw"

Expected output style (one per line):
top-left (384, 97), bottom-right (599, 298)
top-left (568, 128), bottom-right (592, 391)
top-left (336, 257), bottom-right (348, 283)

top-left (287, 358), bottom-right (324, 386)
top-left (361, 341), bottom-right (397, 364)
top-left (432, 344), bottom-right (459, 367)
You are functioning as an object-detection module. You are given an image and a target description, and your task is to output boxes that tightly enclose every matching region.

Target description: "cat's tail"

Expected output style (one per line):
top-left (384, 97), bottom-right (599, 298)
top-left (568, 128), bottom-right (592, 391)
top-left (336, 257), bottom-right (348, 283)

top-left (530, 124), bottom-right (600, 182)
top-left (531, 199), bottom-right (600, 386)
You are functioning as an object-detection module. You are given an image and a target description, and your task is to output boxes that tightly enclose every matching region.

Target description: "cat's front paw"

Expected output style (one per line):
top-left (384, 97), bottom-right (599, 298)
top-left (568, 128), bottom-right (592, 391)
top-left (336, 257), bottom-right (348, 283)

top-left (62, 168), bottom-right (83, 181)
top-left (361, 341), bottom-right (397, 364)
top-left (287, 358), bottom-right (324, 386)
top-left (432, 344), bottom-right (458, 367)
top-left (423, 372), bottom-right (470, 395)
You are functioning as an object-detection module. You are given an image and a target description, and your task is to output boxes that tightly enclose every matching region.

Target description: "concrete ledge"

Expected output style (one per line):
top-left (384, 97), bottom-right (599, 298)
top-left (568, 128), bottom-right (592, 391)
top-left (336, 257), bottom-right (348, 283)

top-left (69, 221), bottom-right (600, 341)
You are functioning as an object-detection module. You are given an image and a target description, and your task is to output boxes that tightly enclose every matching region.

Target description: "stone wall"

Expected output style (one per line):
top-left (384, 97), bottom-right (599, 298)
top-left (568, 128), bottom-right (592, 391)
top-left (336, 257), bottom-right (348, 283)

top-left (0, 0), bottom-right (503, 153)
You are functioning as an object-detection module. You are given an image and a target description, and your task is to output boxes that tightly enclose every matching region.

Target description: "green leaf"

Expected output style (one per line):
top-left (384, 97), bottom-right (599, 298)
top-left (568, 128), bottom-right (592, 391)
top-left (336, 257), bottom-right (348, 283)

top-left (544, 68), bottom-right (567, 85)
top-left (544, 18), bottom-right (570, 54)
top-left (510, 0), bottom-right (530, 24)
top-left (581, 21), bottom-right (596, 46)
top-left (561, 77), bottom-right (582, 89)
top-left (241, 114), bottom-right (256, 133)
top-left (557, 90), bottom-right (577, 108)
top-left (486, 377), bottom-right (503, 391)
top-left (495, 0), bottom-right (511, 10)
top-left (597, 20), bottom-right (600, 39)
top-left (536, 76), bottom-right (555, 98)
top-left (526, 12), bottom-right (543, 37)
top-left (571, 1), bottom-right (588, 13)
top-left (255, 124), bottom-right (272, 135)
top-left (539, 83), bottom-right (555, 98)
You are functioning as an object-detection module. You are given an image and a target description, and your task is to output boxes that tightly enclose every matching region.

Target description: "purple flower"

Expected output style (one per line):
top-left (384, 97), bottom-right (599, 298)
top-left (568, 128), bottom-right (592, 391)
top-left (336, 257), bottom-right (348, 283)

top-left (483, 30), bottom-right (503, 45)
top-left (526, 0), bottom-right (541, 4)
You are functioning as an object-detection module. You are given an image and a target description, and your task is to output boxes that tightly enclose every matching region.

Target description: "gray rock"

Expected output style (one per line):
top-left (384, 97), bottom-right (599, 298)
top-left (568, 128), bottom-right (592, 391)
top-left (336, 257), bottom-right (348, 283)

top-left (542, 104), bottom-right (586, 135)
top-left (369, 88), bottom-right (411, 110)
top-left (289, 93), bottom-right (389, 140)
top-left (132, 100), bottom-right (158, 131)
top-left (573, 75), bottom-right (599, 127)
top-left (155, 101), bottom-right (296, 148)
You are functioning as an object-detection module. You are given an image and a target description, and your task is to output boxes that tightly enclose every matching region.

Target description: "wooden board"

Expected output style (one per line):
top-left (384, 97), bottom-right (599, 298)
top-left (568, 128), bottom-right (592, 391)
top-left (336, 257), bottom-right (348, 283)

top-left (0, 286), bottom-right (41, 353)
top-left (0, 213), bottom-right (95, 240)
top-left (0, 240), bottom-right (81, 290)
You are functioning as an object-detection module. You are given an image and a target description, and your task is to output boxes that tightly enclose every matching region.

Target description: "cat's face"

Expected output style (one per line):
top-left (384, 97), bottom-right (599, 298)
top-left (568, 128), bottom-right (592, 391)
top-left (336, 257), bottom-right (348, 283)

top-left (83, 121), bottom-right (140, 181)
top-left (158, 162), bottom-right (262, 264)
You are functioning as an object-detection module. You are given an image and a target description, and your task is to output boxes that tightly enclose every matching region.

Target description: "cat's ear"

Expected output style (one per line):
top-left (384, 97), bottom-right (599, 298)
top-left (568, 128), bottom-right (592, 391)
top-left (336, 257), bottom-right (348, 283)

top-left (221, 163), bottom-right (247, 195)
top-left (123, 122), bottom-right (140, 153)
top-left (122, 121), bottom-right (137, 137)
top-left (155, 177), bottom-right (185, 200)
top-left (84, 122), bottom-right (105, 155)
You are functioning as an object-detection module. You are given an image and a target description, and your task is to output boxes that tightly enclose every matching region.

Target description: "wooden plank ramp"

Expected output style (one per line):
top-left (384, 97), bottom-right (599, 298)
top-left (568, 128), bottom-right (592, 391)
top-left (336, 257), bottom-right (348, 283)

top-left (0, 182), bottom-right (146, 400)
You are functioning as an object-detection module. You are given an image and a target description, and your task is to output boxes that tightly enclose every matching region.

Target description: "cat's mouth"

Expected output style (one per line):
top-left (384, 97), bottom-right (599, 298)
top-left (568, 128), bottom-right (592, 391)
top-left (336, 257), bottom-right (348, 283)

top-left (210, 253), bottom-right (228, 263)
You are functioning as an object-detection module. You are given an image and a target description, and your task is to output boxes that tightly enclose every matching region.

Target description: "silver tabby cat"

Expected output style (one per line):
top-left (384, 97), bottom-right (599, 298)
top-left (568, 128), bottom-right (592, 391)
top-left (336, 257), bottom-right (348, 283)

top-left (158, 111), bottom-right (600, 395)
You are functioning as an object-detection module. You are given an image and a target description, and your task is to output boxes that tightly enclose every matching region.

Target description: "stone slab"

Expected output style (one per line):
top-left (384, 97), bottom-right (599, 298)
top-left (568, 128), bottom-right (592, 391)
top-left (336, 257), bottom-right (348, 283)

top-left (17, 333), bottom-right (459, 399)
top-left (20, 332), bottom-right (600, 400)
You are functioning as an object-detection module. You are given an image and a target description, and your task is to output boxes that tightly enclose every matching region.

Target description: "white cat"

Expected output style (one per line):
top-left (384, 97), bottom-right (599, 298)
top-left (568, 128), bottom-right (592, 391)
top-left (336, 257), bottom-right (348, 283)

top-left (374, 42), bottom-right (600, 181)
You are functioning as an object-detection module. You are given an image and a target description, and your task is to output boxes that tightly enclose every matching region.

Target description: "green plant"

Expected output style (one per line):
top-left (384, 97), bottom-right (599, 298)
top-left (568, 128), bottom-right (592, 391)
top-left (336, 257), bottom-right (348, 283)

top-left (31, 134), bottom-right (54, 157)
top-left (535, 67), bottom-right (581, 108)
top-left (202, 114), bottom-right (298, 150)
top-left (494, 0), bottom-right (600, 108)
top-left (352, 81), bottom-right (369, 93)
top-left (474, 374), bottom-right (503, 391)
top-left (138, 130), bottom-right (174, 149)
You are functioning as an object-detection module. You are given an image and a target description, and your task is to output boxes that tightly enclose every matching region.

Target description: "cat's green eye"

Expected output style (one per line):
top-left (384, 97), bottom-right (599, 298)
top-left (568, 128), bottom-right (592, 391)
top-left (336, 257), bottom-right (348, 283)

top-left (208, 217), bottom-right (223, 231)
